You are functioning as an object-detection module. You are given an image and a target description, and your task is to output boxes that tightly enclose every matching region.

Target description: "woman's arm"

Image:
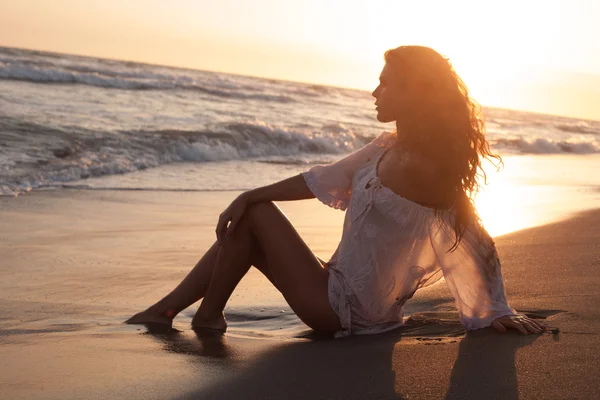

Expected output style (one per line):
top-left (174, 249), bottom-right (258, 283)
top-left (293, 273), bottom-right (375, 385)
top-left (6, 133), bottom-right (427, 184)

top-left (431, 220), bottom-right (545, 334)
top-left (243, 174), bottom-right (315, 204)
top-left (216, 175), bottom-right (313, 242)
top-left (242, 131), bottom-right (396, 208)
top-left (218, 130), bottom-right (394, 240)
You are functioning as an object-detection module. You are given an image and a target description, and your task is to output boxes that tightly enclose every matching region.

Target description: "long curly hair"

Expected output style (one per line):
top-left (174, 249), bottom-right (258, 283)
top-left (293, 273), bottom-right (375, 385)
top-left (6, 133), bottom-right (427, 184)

top-left (383, 45), bottom-right (502, 251)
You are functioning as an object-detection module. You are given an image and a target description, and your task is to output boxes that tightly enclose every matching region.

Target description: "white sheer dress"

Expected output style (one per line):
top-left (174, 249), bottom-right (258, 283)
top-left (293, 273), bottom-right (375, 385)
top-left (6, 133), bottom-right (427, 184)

top-left (301, 130), bottom-right (517, 337)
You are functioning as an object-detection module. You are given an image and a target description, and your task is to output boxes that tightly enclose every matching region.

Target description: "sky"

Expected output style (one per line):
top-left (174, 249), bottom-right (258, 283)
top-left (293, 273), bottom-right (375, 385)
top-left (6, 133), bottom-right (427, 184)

top-left (2, 0), bottom-right (600, 120)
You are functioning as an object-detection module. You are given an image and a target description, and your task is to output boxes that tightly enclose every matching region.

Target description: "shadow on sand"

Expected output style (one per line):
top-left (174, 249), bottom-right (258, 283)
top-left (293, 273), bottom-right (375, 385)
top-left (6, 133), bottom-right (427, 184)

top-left (141, 310), bottom-right (560, 400)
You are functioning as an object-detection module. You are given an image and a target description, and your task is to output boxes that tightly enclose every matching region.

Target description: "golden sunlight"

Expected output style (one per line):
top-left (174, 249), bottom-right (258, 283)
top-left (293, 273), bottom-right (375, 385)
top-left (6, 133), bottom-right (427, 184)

top-left (475, 156), bottom-right (600, 237)
top-left (355, 1), bottom-right (569, 113)
top-left (475, 156), bottom-right (558, 237)
top-left (2, 1), bottom-right (599, 118)
top-left (475, 175), bottom-right (543, 237)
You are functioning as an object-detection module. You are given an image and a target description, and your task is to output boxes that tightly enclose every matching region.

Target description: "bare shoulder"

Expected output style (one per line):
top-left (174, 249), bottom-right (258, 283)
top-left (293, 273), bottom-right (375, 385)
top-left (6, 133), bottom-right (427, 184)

top-left (379, 147), bottom-right (451, 208)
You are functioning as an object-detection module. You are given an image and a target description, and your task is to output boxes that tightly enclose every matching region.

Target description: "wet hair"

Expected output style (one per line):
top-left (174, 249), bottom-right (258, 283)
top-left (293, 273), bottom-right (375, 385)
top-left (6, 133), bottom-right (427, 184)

top-left (383, 45), bottom-right (502, 251)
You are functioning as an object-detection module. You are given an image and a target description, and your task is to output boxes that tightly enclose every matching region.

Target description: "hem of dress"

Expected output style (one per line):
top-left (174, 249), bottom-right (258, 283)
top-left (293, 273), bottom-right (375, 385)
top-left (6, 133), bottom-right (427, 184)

top-left (327, 269), bottom-right (407, 339)
top-left (351, 320), bottom-right (405, 336)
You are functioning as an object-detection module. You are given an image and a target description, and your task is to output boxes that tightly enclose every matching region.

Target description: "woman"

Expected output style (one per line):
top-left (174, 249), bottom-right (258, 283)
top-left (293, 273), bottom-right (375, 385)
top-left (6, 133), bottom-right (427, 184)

top-left (127, 45), bottom-right (546, 337)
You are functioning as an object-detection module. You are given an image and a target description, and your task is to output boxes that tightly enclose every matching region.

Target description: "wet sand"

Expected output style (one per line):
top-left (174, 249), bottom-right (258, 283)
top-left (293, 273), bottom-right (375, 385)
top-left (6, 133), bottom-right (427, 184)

top-left (1, 190), bottom-right (599, 399)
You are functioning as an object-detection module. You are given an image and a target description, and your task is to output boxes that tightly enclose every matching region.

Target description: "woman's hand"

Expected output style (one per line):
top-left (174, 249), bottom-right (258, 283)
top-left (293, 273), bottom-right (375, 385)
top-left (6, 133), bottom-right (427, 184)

top-left (216, 193), bottom-right (250, 245)
top-left (491, 314), bottom-right (546, 334)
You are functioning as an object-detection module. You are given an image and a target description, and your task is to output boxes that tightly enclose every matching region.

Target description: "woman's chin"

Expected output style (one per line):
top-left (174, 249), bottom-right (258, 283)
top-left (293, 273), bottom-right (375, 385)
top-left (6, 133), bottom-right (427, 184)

top-left (375, 112), bottom-right (394, 123)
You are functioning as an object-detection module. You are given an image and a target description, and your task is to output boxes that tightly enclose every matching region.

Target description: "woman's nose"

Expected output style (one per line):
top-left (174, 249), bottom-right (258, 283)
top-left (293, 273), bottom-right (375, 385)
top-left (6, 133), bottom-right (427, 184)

top-left (372, 84), bottom-right (381, 98)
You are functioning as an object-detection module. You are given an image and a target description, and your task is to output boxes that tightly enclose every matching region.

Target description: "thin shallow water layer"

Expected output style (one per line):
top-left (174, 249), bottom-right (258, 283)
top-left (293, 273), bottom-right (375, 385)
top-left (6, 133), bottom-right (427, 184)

top-left (60, 153), bottom-right (600, 237)
top-left (2, 181), bottom-right (599, 399)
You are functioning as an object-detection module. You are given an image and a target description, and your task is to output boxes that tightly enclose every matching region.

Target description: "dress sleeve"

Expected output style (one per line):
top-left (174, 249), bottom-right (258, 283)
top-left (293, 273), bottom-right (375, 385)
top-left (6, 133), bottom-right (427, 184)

top-left (301, 131), bottom-right (394, 210)
top-left (430, 217), bottom-right (518, 330)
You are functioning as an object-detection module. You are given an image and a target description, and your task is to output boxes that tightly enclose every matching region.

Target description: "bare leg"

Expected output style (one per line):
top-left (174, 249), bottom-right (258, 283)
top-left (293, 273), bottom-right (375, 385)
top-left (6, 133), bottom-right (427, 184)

top-left (125, 238), bottom-right (278, 326)
top-left (191, 211), bottom-right (258, 330)
top-left (126, 202), bottom-right (332, 330)
top-left (193, 202), bottom-right (341, 333)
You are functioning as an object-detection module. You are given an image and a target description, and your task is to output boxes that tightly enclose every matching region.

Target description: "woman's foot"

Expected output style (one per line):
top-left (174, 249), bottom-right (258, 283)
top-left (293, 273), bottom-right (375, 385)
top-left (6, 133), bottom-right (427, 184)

top-left (191, 312), bottom-right (227, 333)
top-left (125, 305), bottom-right (176, 327)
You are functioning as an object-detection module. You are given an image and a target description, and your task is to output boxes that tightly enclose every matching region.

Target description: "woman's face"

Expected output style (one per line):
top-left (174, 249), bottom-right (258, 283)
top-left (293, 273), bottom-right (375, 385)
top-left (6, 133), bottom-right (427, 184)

top-left (371, 63), bottom-right (404, 123)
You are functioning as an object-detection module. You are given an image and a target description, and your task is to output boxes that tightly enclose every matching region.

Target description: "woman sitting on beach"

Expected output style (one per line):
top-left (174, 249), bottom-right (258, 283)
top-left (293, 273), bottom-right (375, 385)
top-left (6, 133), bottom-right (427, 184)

top-left (127, 45), bottom-right (545, 337)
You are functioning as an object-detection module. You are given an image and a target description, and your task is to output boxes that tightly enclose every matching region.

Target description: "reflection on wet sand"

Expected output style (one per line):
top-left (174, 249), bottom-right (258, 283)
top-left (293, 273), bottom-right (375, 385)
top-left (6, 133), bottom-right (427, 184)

top-left (141, 310), bottom-right (557, 400)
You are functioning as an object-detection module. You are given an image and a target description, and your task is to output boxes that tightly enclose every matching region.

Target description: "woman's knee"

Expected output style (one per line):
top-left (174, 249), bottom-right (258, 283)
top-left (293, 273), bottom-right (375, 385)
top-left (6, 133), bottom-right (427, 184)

top-left (246, 201), bottom-right (276, 220)
top-left (220, 209), bottom-right (254, 245)
top-left (245, 201), bottom-right (283, 232)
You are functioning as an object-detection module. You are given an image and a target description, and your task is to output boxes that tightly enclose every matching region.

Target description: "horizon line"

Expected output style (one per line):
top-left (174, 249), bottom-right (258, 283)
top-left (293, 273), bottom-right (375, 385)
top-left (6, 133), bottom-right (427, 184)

top-left (2, 44), bottom-right (599, 123)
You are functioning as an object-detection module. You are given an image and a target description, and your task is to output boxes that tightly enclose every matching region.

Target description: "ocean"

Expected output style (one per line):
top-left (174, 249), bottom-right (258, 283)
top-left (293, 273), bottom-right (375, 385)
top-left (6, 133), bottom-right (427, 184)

top-left (3, 47), bottom-right (600, 399)
top-left (1, 46), bottom-right (600, 235)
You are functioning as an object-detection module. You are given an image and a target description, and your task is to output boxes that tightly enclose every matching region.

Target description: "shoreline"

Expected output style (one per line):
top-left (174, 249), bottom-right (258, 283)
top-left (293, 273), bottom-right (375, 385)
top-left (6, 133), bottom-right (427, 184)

top-left (1, 190), bottom-right (600, 399)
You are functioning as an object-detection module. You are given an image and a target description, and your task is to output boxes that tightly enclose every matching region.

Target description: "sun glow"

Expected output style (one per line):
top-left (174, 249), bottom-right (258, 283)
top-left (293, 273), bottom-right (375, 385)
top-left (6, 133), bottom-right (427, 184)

top-left (1, 1), bottom-right (599, 119)
top-left (474, 171), bottom-right (542, 237)
top-left (474, 155), bottom-right (600, 237)
top-left (348, 1), bottom-right (573, 110)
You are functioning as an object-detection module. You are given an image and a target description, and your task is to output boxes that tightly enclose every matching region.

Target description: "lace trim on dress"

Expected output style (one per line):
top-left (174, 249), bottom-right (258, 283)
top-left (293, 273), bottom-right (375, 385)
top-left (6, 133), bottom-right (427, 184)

top-left (304, 130), bottom-right (517, 336)
top-left (301, 170), bottom-right (349, 211)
